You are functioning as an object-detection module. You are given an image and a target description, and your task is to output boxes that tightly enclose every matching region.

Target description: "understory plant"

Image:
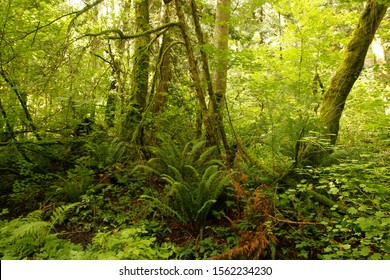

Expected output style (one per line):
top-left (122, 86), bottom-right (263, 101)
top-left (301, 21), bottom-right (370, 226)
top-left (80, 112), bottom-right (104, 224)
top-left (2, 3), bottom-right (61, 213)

top-left (84, 226), bottom-right (175, 260)
top-left (0, 203), bottom-right (81, 259)
top-left (139, 140), bottom-right (231, 236)
top-left (0, 205), bottom-right (176, 260)
top-left (274, 150), bottom-right (390, 260)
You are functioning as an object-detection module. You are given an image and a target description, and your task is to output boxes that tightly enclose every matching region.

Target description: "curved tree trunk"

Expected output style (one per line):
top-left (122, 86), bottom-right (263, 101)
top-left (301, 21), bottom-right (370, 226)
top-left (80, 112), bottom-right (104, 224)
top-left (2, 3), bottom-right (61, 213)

top-left (320, 0), bottom-right (388, 145)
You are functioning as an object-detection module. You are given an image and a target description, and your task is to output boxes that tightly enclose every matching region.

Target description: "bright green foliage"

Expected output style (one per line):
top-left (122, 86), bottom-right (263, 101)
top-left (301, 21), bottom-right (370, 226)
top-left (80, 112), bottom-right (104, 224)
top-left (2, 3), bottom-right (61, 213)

top-left (0, 206), bottom-right (176, 260)
top-left (227, 0), bottom-right (359, 167)
top-left (84, 227), bottom-right (175, 260)
top-left (275, 147), bottom-right (390, 259)
top-left (0, 203), bottom-right (81, 259)
top-left (82, 139), bottom-right (129, 172)
top-left (144, 140), bottom-right (222, 177)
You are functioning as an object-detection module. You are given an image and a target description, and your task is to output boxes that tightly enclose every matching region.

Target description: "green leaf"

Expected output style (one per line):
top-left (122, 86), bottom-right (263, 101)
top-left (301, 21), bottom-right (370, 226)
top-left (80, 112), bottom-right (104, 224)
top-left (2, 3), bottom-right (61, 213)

top-left (360, 246), bottom-right (371, 257)
top-left (347, 207), bottom-right (358, 214)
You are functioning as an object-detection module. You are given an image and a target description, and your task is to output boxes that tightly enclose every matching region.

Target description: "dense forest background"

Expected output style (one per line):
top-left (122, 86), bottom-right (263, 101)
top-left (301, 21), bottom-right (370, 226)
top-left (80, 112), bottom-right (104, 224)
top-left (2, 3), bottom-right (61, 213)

top-left (0, 0), bottom-right (389, 260)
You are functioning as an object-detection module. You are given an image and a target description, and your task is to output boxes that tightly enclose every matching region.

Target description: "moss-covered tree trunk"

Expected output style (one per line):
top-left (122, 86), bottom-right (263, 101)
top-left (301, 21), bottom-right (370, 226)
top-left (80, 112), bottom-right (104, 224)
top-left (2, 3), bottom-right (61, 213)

top-left (212, 0), bottom-right (232, 160)
top-left (189, 0), bottom-right (229, 152)
top-left (213, 0), bottom-right (230, 112)
top-left (174, 0), bottom-right (217, 146)
top-left (123, 0), bottom-right (150, 144)
top-left (154, 1), bottom-right (172, 114)
top-left (320, 0), bottom-right (388, 145)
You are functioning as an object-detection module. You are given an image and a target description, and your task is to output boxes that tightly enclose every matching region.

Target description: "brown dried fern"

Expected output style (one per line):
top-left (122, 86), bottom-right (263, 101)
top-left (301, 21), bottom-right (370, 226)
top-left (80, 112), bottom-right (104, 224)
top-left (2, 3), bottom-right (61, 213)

top-left (211, 186), bottom-right (278, 260)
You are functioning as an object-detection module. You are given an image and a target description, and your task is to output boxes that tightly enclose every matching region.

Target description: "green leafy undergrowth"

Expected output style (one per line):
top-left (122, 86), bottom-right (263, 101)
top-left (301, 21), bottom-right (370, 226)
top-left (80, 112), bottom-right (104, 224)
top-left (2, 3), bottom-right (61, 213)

top-left (0, 206), bottom-right (176, 260)
top-left (84, 226), bottom-right (175, 260)
top-left (176, 226), bottom-right (239, 260)
top-left (0, 203), bottom-right (81, 259)
top-left (274, 152), bottom-right (390, 259)
top-left (10, 160), bottom-right (54, 212)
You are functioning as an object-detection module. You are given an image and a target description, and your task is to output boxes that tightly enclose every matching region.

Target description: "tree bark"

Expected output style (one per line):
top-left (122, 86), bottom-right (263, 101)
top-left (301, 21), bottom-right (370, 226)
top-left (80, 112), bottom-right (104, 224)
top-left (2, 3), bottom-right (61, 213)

top-left (105, 79), bottom-right (117, 128)
top-left (174, 0), bottom-right (217, 146)
top-left (213, 0), bottom-right (230, 111)
top-left (123, 0), bottom-right (150, 144)
top-left (212, 0), bottom-right (231, 160)
top-left (154, 0), bottom-right (172, 114)
top-left (320, 0), bottom-right (388, 145)
top-left (189, 0), bottom-right (230, 154)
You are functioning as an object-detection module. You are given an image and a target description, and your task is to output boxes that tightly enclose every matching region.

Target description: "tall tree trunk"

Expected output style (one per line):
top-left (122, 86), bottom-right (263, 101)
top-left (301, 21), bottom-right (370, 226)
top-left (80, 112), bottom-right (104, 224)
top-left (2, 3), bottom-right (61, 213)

top-left (213, 0), bottom-right (230, 111)
top-left (105, 79), bottom-right (117, 128)
top-left (174, 0), bottom-right (217, 146)
top-left (212, 0), bottom-right (231, 159)
top-left (189, 0), bottom-right (230, 153)
top-left (154, 0), bottom-right (172, 114)
top-left (320, 0), bottom-right (388, 145)
top-left (123, 0), bottom-right (150, 144)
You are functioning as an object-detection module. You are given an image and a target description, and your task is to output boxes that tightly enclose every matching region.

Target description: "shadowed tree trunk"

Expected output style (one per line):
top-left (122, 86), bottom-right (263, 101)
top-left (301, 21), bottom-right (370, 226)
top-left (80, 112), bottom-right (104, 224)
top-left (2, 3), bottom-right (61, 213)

top-left (320, 0), bottom-right (388, 145)
top-left (105, 79), bottom-right (117, 128)
top-left (154, 0), bottom-right (172, 114)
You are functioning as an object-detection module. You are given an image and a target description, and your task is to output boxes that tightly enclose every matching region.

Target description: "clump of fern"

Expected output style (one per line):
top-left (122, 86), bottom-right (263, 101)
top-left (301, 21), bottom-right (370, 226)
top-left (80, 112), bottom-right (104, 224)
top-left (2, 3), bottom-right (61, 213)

top-left (0, 203), bottom-right (81, 259)
top-left (139, 140), bottom-right (231, 236)
top-left (141, 140), bottom-right (221, 178)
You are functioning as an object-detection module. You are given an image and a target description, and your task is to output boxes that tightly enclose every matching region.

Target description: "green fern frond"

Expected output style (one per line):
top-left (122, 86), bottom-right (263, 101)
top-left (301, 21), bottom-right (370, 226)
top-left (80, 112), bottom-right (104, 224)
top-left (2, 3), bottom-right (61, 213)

top-left (167, 165), bottom-right (184, 182)
top-left (195, 145), bottom-right (219, 167)
top-left (203, 158), bottom-right (224, 167)
top-left (157, 143), bottom-right (181, 167)
top-left (140, 195), bottom-right (184, 223)
top-left (13, 221), bottom-right (51, 239)
top-left (136, 140), bottom-right (231, 235)
top-left (131, 164), bottom-right (159, 175)
top-left (185, 140), bottom-right (207, 164)
top-left (200, 166), bottom-right (221, 193)
top-left (161, 174), bottom-right (176, 185)
top-left (50, 202), bottom-right (81, 227)
top-left (202, 165), bottom-right (220, 184)
top-left (184, 164), bottom-right (200, 178)
top-left (108, 140), bottom-right (127, 163)
top-left (195, 199), bottom-right (217, 222)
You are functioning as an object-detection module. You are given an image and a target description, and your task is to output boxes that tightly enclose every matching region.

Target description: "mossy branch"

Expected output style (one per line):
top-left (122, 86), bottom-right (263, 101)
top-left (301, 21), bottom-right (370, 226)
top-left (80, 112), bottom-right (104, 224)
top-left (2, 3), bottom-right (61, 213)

top-left (82, 22), bottom-right (179, 40)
